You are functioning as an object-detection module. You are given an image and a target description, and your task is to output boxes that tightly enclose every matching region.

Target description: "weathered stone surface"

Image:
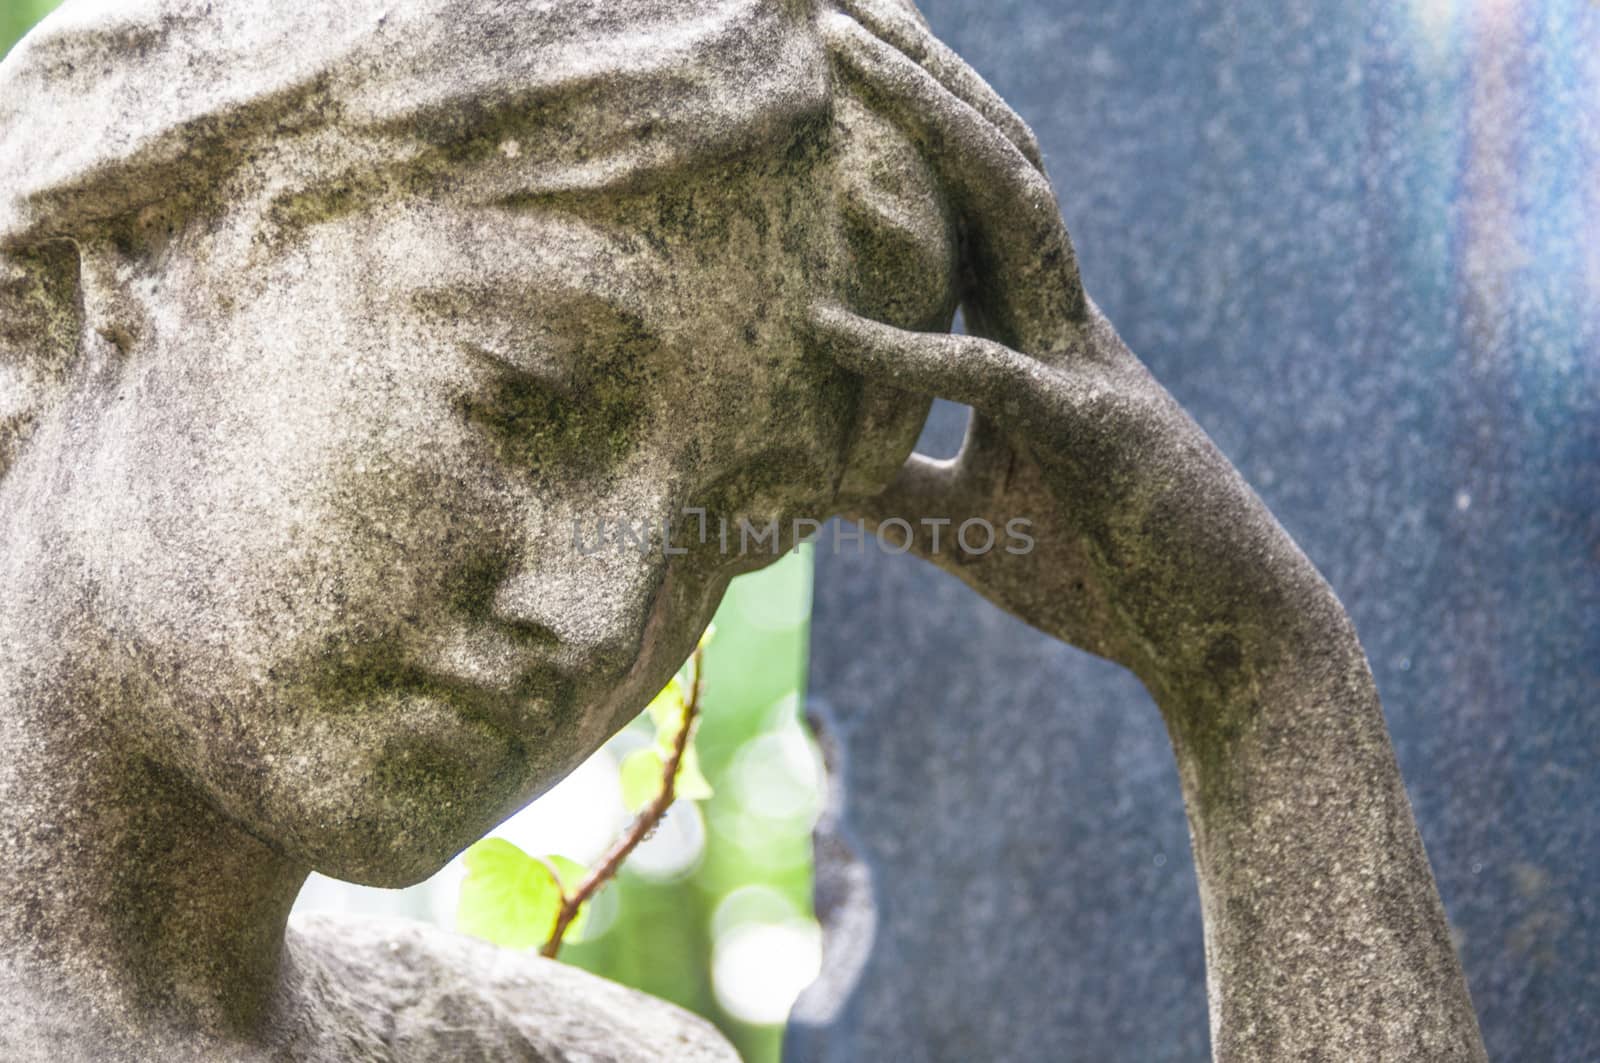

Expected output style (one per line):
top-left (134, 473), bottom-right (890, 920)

top-left (0, 0), bottom-right (937, 1056)
top-left (2, 0), bottom-right (1505, 1058)
top-left (3, 914), bottom-right (739, 1062)
top-left (287, 915), bottom-right (739, 1062)
top-left (793, 3), bottom-right (1598, 1062)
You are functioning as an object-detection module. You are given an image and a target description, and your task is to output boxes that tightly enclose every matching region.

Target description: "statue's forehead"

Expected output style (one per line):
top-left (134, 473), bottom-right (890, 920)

top-left (0, 0), bottom-right (828, 243)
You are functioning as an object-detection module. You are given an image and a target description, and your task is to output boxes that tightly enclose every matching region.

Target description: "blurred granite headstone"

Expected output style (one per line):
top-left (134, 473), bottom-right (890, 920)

top-left (789, 2), bottom-right (1600, 1061)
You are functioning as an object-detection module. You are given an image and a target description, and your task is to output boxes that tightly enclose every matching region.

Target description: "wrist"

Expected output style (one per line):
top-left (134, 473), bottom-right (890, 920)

top-left (1134, 543), bottom-right (1365, 737)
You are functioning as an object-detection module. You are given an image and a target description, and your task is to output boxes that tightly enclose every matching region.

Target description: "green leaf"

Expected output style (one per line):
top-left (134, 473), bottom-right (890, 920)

top-left (645, 677), bottom-right (687, 748)
top-left (675, 658), bottom-right (697, 695)
top-left (646, 676), bottom-right (686, 728)
top-left (456, 838), bottom-right (564, 951)
top-left (672, 624), bottom-right (716, 693)
top-left (544, 854), bottom-right (592, 942)
top-left (674, 743), bottom-right (714, 802)
top-left (620, 748), bottom-right (666, 812)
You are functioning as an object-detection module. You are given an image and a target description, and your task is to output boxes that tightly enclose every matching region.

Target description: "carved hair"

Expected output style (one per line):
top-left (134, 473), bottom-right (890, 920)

top-left (0, 0), bottom-right (1073, 488)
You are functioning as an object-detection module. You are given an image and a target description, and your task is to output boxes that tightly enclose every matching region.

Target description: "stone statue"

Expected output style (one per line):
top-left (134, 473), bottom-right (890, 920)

top-left (0, 0), bottom-right (1487, 1059)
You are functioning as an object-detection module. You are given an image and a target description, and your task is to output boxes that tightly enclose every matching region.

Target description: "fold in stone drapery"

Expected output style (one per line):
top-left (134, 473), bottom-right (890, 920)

top-left (0, 0), bottom-right (830, 243)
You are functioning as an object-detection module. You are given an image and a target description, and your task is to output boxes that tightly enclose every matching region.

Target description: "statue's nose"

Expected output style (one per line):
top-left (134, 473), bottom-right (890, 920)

top-left (489, 512), bottom-right (672, 681)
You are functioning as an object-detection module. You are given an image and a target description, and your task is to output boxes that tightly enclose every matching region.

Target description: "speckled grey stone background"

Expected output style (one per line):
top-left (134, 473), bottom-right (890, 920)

top-left (791, 2), bottom-right (1600, 1061)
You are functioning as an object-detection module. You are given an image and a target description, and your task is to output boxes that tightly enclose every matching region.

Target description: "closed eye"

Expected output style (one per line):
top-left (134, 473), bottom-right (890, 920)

top-left (409, 279), bottom-right (662, 479)
top-left (455, 345), bottom-right (648, 480)
top-left (410, 280), bottom-right (656, 380)
top-left (458, 340), bottom-right (571, 393)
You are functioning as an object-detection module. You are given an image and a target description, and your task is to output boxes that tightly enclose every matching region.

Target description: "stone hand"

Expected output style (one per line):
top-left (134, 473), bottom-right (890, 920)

top-left (811, 298), bottom-right (1336, 698)
top-left (819, 7), bottom-right (1337, 694)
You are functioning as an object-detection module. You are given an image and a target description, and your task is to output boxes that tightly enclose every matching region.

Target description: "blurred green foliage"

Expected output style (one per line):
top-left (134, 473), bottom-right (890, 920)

top-left (4, 10), bottom-right (820, 1061)
top-left (549, 552), bottom-right (819, 1061)
top-left (3, 0), bottom-right (57, 58)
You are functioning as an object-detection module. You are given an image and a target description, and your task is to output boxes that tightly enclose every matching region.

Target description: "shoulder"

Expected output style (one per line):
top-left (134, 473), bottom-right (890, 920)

top-left (288, 913), bottom-right (738, 1062)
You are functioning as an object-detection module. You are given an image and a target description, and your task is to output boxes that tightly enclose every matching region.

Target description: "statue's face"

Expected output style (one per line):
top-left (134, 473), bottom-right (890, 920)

top-left (30, 176), bottom-right (879, 884)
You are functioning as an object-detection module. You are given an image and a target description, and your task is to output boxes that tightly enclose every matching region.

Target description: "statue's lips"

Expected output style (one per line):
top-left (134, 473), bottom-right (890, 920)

top-left (405, 665), bottom-right (562, 743)
top-left (310, 642), bottom-right (562, 742)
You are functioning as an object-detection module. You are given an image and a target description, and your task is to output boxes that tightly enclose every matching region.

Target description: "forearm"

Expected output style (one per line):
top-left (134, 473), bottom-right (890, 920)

top-left (1076, 445), bottom-right (1488, 1057)
top-left (1152, 604), bottom-right (1486, 1061)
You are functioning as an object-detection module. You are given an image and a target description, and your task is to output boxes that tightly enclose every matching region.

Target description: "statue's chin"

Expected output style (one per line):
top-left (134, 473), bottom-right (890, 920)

top-left (287, 790), bottom-right (515, 890)
top-left (217, 703), bottom-right (540, 888)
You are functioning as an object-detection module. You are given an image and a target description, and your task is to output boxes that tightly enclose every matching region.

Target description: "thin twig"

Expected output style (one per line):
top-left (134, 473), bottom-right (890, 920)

top-left (541, 647), bottom-right (705, 959)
